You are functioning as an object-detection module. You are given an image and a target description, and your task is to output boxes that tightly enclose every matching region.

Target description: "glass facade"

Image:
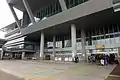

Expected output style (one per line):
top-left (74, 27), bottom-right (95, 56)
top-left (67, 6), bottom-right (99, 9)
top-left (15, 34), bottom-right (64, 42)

top-left (24, 44), bottom-right (34, 50)
top-left (35, 1), bottom-right (62, 19)
top-left (85, 24), bottom-right (120, 46)
top-left (46, 24), bottom-right (120, 51)
top-left (65, 0), bottom-right (89, 9)
top-left (34, 0), bottom-right (89, 21)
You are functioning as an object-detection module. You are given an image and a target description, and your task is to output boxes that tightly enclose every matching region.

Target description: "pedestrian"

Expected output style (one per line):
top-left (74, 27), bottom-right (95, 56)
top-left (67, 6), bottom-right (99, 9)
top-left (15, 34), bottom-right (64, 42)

top-left (104, 55), bottom-right (108, 65)
top-left (74, 55), bottom-right (79, 63)
top-left (90, 54), bottom-right (94, 64)
top-left (100, 54), bottom-right (104, 66)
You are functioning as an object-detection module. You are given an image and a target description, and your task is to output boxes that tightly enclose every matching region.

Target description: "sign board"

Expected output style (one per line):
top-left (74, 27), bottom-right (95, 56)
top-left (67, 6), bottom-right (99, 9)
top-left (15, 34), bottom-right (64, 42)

top-left (95, 45), bottom-right (105, 49)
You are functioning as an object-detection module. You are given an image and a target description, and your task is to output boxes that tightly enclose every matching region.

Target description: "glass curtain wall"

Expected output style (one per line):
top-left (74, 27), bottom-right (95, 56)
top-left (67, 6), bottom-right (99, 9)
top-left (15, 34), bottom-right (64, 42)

top-left (34, 0), bottom-right (89, 21)
top-left (35, 1), bottom-right (62, 20)
top-left (65, 0), bottom-right (89, 9)
top-left (85, 24), bottom-right (120, 46)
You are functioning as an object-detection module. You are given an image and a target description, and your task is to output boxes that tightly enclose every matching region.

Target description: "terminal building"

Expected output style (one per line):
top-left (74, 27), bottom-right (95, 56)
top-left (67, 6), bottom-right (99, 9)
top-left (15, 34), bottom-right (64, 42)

top-left (1, 0), bottom-right (120, 61)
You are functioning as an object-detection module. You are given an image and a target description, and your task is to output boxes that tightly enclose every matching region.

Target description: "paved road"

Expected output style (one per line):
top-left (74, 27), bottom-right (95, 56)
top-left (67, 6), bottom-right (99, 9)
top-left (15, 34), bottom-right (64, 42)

top-left (0, 60), bottom-right (116, 80)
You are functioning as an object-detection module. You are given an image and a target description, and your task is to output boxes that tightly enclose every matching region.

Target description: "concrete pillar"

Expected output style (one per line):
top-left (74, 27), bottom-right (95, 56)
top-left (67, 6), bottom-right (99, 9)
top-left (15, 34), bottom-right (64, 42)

top-left (52, 36), bottom-right (56, 60)
top-left (71, 24), bottom-right (77, 58)
top-left (81, 29), bottom-right (86, 61)
top-left (0, 49), bottom-right (4, 59)
top-left (22, 52), bottom-right (25, 60)
top-left (23, 0), bottom-right (36, 24)
top-left (40, 31), bottom-right (44, 60)
top-left (53, 36), bottom-right (56, 56)
top-left (8, 4), bottom-right (21, 28)
top-left (59, 0), bottom-right (67, 11)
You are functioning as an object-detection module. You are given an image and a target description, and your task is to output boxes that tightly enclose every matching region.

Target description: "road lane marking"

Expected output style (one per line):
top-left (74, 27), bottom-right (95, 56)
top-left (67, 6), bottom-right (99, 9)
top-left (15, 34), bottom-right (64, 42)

top-left (24, 74), bottom-right (57, 80)
top-left (109, 74), bottom-right (120, 78)
top-left (24, 66), bottom-right (89, 80)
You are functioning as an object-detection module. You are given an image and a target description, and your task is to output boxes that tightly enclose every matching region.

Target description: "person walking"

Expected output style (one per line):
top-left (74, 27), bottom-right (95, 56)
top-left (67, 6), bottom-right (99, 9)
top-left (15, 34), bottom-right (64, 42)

top-left (104, 55), bottom-right (108, 65)
top-left (74, 55), bottom-right (79, 63)
top-left (100, 54), bottom-right (104, 66)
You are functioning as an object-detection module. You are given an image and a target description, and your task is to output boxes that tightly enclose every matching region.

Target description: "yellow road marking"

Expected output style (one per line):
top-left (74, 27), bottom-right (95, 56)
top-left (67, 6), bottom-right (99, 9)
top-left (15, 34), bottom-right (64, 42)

top-left (24, 67), bottom-right (89, 80)
top-left (24, 74), bottom-right (56, 80)
top-left (64, 66), bottom-right (88, 75)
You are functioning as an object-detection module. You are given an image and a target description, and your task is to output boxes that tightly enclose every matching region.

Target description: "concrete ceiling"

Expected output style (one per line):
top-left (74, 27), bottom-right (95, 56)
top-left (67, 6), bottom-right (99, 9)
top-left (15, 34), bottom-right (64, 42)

top-left (7, 0), bottom-right (57, 12)
top-left (25, 8), bottom-right (120, 42)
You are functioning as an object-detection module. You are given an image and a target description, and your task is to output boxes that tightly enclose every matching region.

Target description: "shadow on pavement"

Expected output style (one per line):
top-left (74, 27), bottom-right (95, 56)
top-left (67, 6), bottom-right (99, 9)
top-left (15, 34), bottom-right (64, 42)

top-left (105, 64), bottom-right (120, 80)
top-left (0, 70), bottom-right (24, 80)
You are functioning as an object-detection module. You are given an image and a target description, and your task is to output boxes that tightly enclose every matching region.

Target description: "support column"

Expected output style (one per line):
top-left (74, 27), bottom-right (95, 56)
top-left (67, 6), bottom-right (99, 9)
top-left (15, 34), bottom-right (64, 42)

top-left (81, 29), bottom-right (86, 61)
top-left (40, 31), bottom-right (44, 60)
top-left (23, 0), bottom-right (36, 24)
top-left (71, 24), bottom-right (77, 58)
top-left (0, 49), bottom-right (4, 60)
top-left (59, 0), bottom-right (67, 11)
top-left (8, 4), bottom-right (21, 28)
top-left (118, 48), bottom-right (120, 57)
top-left (53, 36), bottom-right (56, 60)
top-left (22, 52), bottom-right (25, 60)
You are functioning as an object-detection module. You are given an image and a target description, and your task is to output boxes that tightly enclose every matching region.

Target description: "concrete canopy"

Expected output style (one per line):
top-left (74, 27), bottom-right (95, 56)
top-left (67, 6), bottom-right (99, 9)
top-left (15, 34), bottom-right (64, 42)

top-left (7, 0), bottom-right (58, 12)
top-left (25, 8), bottom-right (120, 42)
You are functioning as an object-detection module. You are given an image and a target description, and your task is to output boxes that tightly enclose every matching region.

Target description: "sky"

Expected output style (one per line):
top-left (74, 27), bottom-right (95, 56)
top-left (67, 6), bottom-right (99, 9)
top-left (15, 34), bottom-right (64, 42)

top-left (0, 1), bottom-right (22, 39)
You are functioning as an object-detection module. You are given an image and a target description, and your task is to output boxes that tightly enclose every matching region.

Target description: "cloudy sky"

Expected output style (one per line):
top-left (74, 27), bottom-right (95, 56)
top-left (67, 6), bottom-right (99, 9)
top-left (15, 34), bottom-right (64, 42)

top-left (0, 1), bottom-right (22, 39)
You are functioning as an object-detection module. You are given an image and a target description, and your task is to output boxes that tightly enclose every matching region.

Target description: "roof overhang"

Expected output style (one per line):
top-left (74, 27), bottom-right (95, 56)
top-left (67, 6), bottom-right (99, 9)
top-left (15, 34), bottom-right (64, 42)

top-left (0, 22), bottom-right (16, 32)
